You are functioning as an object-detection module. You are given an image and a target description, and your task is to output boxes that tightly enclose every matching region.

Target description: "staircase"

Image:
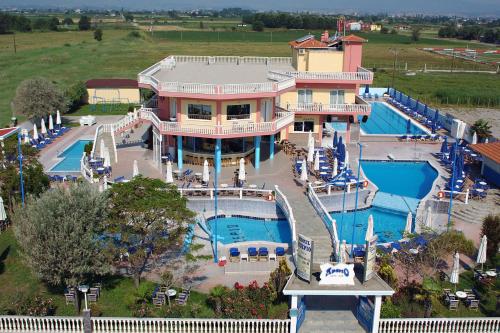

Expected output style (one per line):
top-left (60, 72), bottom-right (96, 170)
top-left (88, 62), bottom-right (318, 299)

top-left (451, 187), bottom-right (499, 225)
top-left (93, 130), bottom-right (117, 163)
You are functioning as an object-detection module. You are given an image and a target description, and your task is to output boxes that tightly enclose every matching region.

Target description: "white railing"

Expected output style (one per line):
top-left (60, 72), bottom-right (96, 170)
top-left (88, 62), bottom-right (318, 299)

top-left (90, 125), bottom-right (103, 158)
top-left (172, 55), bottom-right (292, 66)
top-left (220, 82), bottom-right (275, 95)
top-left (80, 152), bottom-right (94, 183)
top-left (92, 317), bottom-right (290, 333)
top-left (274, 185), bottom-right (298, 262)
top-left (161, 82), bottom-right (218, 95)
top-left (379, 317), bottom-right (500, 333)
top-left (0, 316), bottom-right (83, 332)
top-left (272, 67), bottom-right (373, 82)
top-left (307, 183), bottom-right (340, 260)
top-left (179, 187), bottom-right (272, 199)
top-left (285, 103), bottom-right (371, 114)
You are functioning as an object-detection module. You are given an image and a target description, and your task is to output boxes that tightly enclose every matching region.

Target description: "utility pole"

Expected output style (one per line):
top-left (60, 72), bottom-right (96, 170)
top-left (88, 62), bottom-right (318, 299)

top-left (13, 33), bottom-right (17, 54)
top-left (389, 48), bottom-right (401, 89)
top-left (451, 49), bottom-right (455, 73)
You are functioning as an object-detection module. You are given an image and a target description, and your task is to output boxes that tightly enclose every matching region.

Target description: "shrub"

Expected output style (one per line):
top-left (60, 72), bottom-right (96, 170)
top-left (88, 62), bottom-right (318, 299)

top-left (78, 15), bottom-right (91, 31)
top-left (481, 214), bottom-right (500, 260)
top-left (66, 81), bottom-right (88, 112)
top-left (94, 29), bottom-right (103, 42)
top-left (84, 141), bottom-right (94, 155)
top-left (252, 21), bottom-right (264, 32)
top-left (380, 298), bottom-right (401, 318)
top-left (11, 294), bottom-right (56, 316)
top-left (127, 31), bottom-right (141, 38)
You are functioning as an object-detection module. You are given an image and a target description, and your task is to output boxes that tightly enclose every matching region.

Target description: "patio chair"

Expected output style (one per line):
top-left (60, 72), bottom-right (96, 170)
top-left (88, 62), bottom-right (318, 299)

top-left (258, 247), bottom-right (269, 261)
top-left (88, 293), bottom-right (98, 304)
top-left (248, 247), bottom-right (258, 262)
top-left (64, 293), bottom-right (76, 305)
top-left (275, 247), bottom-right (285, 258)
top-left (448, 299), bottom-right (459, 311)
top-left (153, 296), bottom-right (164, 308)
top-left (467, 299), bottom-right (479, 311)
top-left (89, 287), bottom-right (100, 298)
top-left (229, 247), bottom-right (240, 262)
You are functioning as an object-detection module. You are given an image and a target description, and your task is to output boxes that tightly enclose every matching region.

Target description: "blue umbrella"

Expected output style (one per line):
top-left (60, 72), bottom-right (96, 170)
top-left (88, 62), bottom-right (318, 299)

top-left (423, 104), bottom-right (428, 117)
top-left (415, 99), bottom-right (420, 112)
top-left (407, 95), bottom-right (412, 107)
top-left (338, 136), bottom-right (343, 148)
top-left (386, 87), bottom-right (391, 95)
top-left (406, 118), bottom-right (412, 135)
top-left (333, 131), bottom-right (338, 147)
top-left (364, 85), bottom-right (370, 94)
top-left (440, 137), bottom-right (449, 154)
top-left (431, 122), bottom-right (436, 134)
top-left (433, 109), bottom-right (440, 125)
top-left (398, 91), bottom-right (403, 102)
top-left (339, 143), bottom-right (346, 164)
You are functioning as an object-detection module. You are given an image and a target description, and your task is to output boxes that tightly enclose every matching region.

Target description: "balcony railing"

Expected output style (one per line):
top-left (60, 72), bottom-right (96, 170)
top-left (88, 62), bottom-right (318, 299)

top-left (270, 66), bottom-right (373, 82)
top-left (284, 103), bottom-right (371, 114)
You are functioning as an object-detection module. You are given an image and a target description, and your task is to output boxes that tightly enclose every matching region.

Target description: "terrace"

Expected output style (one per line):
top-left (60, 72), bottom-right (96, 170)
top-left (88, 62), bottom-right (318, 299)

top-left (284, 96), bottom-right (371, 115)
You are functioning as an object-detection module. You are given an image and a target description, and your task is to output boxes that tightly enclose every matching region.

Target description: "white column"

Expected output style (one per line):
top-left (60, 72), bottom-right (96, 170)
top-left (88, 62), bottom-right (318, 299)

top-left (290, 295), bottom-right (299, 333)
top-left (372, 296), bottom-right (382, 333)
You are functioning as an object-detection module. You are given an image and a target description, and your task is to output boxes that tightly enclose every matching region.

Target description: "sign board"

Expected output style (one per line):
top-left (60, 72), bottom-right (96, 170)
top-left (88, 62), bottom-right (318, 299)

top-left (296, 234), bottom-right (314, 282)
top-left (319, 263), bottom-right (355, 285)
top-left (364, 235), bottom-right (378, 282)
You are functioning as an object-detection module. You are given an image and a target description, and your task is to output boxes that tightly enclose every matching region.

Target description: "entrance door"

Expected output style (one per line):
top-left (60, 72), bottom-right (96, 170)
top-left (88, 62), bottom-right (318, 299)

top-left (261, 99), bottom-right (272, 122)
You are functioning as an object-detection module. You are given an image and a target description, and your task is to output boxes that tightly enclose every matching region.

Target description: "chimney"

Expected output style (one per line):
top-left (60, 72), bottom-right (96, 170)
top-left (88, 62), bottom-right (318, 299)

top-left (320, 30), bottom-right (329, 42)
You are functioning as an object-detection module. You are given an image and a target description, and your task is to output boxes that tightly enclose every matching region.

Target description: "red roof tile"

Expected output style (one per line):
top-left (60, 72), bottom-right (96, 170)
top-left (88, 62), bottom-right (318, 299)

top-left (340, 34), bottom-right (367, 43)
top-left (469, 142), bottom-right (500, 164)
top-left (289, 38), bottom-right (329, 49)
top-left (86, 79), bottom-right (138, 89)
top-left (0, 127), bottom-right (18, 140)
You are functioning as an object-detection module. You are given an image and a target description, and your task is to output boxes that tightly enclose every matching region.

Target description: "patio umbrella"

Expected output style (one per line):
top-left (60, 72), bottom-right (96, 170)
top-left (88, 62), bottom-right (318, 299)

top-left (344, 149), bottom-right (349, 169)
top-left (307, 138), bottom-right (314, 163)
top-left (423, 104), bottom-right (428, 117)
top-left (440, 136), bottom-right (449, 154)
top-left (405, 211), bottom-right (413, 234)
top-left (365, 214), bottom-right (374, 241)
top-left (103, 148), bottom-right (111, 168)
top-left (314, 152), bottom-right (320, 171)
top-left (406, 118), bottom-right (412, 135)
top-left (0, 197), bottom-right (6, 222)
top-left (300, 159), bottom-right (308, 182)
top-left (472, 132), bottom-right (478, 145)
top-left (338, 144), bottom-right (346, 167)
top-left (476, 235), bottom-right (487, 271)
top-left (24, 133), bottom-right (30, 144)
top-left (424, 206), bottom-right (433, 229)
top-left (56, 110), bottom-right (61, 127)
top-left (165, 161), bottom-right (174, 183)
top-left (332, 157), bottom-right (338, 177)
top-left (238, 158), bottom-right (246, 182)
top-left (202, 160), bottom-right (209, 184)
top-left (100, 139), bottom-right (106, 159)
top-left (406, 95), bottom-right (412, 107)
top-left (414, 99), bottom-right (420, 111)
top-left (386, 86), bottom-right (391, 95)
top-left (48, 114), bottom-right (54, 131)
top-left (450, 252), bottom-right (460, 291)
top-left (338, 136), bottom-right (343, 148)
top-left (433, 109), bottom-right (440, 125)
top-left (40, 118), bottom-right (47, 135)
top-left (339, 240), bottom-right (348, 263)
top-left (431, 122), bottom-right (436, 134)
top-left (364, 85), bottom-right (369, 94)
top-left (484, 138), bottom-right (489, 144)
top-left (307, 131), bottom-right (312, 148)
top-left (33, 124), bottom-right (39, 141)
top-left (333, 131), bottom-right (338, 147)
top-left (132, 160), bottom-right (139, 177)
top-left (103, 175), bottom-right (109, 191)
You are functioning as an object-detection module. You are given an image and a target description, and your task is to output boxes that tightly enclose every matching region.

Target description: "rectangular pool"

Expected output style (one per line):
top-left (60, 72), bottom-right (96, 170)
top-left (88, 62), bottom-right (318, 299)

top-left (50, 140), bottom-right (91, 173)
top-left (360, 102), bottom-right (428, 135)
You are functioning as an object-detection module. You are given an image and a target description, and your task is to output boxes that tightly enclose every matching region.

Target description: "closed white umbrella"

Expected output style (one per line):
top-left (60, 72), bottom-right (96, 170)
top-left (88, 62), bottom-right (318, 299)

top-left (40, 118), bottom-right (47, 135)
top-left (344, 149), bottom-right (350, 170)
top-left (0, 197), bottom-right (6, 222)
top-left (314, 152), bottom-right (320, 171)
top-left (103, 175), bottom-right (109, 191)
top-left (472, 132), bottom-right (478, 145)
top-left (132, 160), bottom-right (139, 177)
top-left (450, 252), bottom-right (460, 290)
top-left (424, 206), bottom-right (433, 229)
top-left (300, 159), bottom-right (308, 182)
top-left (307, 137), bottom-right (314, 163)
top-left (476, 235), bottom-right (487, 271)
top-left (405, 211), bottom-right (413, 234)
top-left (33, 124), bottom-right (39, 141)
top-left (332, 157), bottom-right (338, 177)
top-left (339, 240), bottom-right (348, 263)
top-left (308, 131), bottom-right (312, 147)
top-left (238, 158), bottom-right (246, 182)
top-left (165, 161), bottom-right (174, 183)
top-left (103, 148), bottom-right (111, 168)
top-left (202, 160), bottom-right (210, 184)
top-left (484, 138), bottom-right (489, 144)
top-left (366, 214), bottom-right (374, 241)
top-left (100, 139), bottom-right (106, 159)
top-left (48, 115), bottom-right (54, 131)
top-left (56, 110), bottom-right (61, 125)
top-left (24, 133), bottom-right (30, 144)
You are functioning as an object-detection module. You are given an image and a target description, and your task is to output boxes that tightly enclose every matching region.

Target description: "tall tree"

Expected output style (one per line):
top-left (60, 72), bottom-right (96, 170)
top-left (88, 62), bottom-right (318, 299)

top-left (78, 15), bottom-right (91, 31)
top-left (94, 29), bottom-right (103, 41)
top-left (12, 77), bottom-right (66, 120)
top-left (470, 119), bottom-right (492, 141)
top-left (410, 27), bottom-right (422, 42)
top-left (481, 215), bottom-right (500, 261)
top-left (106, 176), bottom-right (195, 287)
top-left (13, 183), bottom-right (111, 287)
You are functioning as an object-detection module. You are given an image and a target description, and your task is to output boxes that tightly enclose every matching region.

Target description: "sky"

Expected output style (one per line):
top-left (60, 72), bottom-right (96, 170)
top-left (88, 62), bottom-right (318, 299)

top-left (2, 0), bottom-right (500, 17)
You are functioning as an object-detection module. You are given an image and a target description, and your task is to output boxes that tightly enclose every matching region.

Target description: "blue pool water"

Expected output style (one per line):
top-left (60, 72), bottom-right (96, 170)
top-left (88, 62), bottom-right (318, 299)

top-left (329, 161), bottom-right (438, 244)
top-left (360, 102), bottom-right (427, 135)
top-left (207, 216), bottom-right (292, 244)
top-left (50, 140), bottom-right (91, 172)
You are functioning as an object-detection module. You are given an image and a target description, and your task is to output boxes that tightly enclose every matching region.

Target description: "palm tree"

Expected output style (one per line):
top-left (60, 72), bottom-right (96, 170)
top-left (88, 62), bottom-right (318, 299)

top-left (470, 119), bottom-right (492, 142)
top-left (209, 285), bottom-right (227, 317)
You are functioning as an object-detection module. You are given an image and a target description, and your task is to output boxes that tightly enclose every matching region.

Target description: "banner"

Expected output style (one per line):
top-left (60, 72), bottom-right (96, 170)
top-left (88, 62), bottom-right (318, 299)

top-left (319, 263), bottom-right (355, 285)
top-left (364, 235), bottom-right (378, 282)
top-left (297, 234), bottom-right (314, 282)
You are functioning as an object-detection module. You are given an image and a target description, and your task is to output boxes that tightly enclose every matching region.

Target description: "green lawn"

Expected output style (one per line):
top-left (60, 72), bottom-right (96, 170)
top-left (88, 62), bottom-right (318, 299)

top-left (1, 29), bottom-right (498, 127)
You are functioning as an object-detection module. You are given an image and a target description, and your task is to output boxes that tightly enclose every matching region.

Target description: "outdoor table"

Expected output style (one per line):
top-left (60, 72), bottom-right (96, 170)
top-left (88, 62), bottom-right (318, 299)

top-left (455, 291), bottom-right (467, 299)
top-left (476, 188), bottom-right (484, 193)
top-left (470, 153), bottom-right (477, 158)
top-left (161, 156), bottom-right (169, 163)
top-left (241, 253), bottom-right (249, 262)
top-left (248, 184), bottom-right (257, 189)
top-left (479, 181), bottom-right (487, 186)
top-left (194, 184), bottom-right (202, 188)
top-left (194, 172), bottom-right (202, 179)
top-left (220, 183), bottom-right (228, 188)
top-left (167, 289), bottom-right (177, 297)
top-left (486, 270), bottom-right (497, 277)
top-left (409, 249), bottom-right (419, 255)
top-left (313, 181), bottom-right (323, 186)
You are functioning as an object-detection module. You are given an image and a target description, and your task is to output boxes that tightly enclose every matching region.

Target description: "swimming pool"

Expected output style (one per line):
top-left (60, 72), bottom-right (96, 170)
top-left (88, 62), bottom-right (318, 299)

top-left (50, 140), bottom-right (91, 172)
top-left (329, 161), bottom-right (438, 244)
top-left (207, 216), bottom-right (292, 245)
top-left (360, 102), bottom-right (428, 135)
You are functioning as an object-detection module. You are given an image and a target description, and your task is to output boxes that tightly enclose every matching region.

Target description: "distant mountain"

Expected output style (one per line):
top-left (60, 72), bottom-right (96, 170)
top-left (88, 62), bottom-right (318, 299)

top-left (2, 0), bottom-right (499, 17)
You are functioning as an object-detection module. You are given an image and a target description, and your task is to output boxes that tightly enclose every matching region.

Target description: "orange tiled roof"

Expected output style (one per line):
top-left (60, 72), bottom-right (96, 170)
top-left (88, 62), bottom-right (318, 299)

top-left (340, 34), bottom-right (367, 43)
top-left (289, 38), bottom-right (329, 49)
top-left (469, 141), bottom-right (500, 164)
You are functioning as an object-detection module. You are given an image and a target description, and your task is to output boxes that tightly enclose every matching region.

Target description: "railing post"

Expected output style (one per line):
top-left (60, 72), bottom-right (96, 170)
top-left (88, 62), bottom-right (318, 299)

top-left (83, 310), bottom-right (92, 333)
top-left (327, 185), bottom-right (331, 195)
top-left (465, 189), bottom-right (469, 204)
top-left (239, 189), bottom-right (243, 199)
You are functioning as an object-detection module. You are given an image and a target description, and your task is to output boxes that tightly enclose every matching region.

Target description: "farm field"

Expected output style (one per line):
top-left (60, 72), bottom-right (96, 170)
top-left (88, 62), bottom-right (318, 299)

top-left (0, 29), bottom-right (498, 126)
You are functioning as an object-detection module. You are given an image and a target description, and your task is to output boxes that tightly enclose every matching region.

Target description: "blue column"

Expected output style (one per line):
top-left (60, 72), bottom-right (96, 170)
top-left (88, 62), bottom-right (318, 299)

top-left (177, 135), bottom-right (183, 170)
top-left (254, 136), bottom-right (261, 169)
top-left (215, 138), bottom-right (222, 174)
top-left (269, 134), bottom-right (275, 160)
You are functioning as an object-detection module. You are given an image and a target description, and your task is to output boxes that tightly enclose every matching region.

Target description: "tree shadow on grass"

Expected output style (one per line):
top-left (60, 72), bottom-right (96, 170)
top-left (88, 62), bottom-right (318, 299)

top-left (0, 245), bottom-right (11, 275)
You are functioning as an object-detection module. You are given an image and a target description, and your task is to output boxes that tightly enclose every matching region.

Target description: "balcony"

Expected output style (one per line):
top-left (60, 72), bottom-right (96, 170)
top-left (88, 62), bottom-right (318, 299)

top-left (137, 108), bottom-right (294, 139)
top-left (269, 66), bottom-right (373, 84)
top-left (284, 99), bottom-right (371, 115)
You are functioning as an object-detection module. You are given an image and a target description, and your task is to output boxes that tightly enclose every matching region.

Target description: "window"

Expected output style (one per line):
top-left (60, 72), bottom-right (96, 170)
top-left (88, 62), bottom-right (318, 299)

top-left (227, 104), bottom-right (250, 120)
top-left (298, 89), bottom-right (313, 106)
top-left (294, 121), bottom-right (314, 132)
top-left (330, 90), bottom-right (345, 104)
top-left (187, 104), bottom-right (212, 120)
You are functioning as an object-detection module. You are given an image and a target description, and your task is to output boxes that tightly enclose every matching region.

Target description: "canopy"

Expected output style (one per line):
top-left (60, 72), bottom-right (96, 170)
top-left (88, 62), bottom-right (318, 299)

top-left (165, 161), bottom-right (174, 183)
top-left (202, 160), bottom-right (210, 183)
top-left (300, 159), bottom-right (308, 182)
top-left (132, 160), bottom-right (139, 177)
top-left (238, 158), bottom-right (246, 181)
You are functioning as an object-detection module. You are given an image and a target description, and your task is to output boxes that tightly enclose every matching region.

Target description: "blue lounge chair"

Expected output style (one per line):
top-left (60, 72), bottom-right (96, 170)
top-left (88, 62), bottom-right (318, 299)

top-left (114, 176), bottom-right (125, 183)
top-left (248, 247), bottom-right (258, 261)
top-left (258, 247), bottom-right (269, 261)
top-left (229, 248), bottom-right (240, 262)
top-left (275, 247), bottom-right (285, 257)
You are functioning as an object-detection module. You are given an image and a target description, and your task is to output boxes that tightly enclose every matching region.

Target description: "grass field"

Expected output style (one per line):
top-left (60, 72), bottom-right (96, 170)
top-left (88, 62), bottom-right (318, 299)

top-left (0, 29), bottom-right (498, 126)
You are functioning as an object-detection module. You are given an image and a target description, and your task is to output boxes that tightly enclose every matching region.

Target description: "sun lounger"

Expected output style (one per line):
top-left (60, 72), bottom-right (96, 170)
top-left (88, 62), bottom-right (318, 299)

top-left (229, 247), bottom-right (240, 262)
top-left (258, 247), bottom-right (269, 261)
top-left (275, 247), bottom-right (285, 257)
top-left (248, 247), bottom-right (258, 262)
